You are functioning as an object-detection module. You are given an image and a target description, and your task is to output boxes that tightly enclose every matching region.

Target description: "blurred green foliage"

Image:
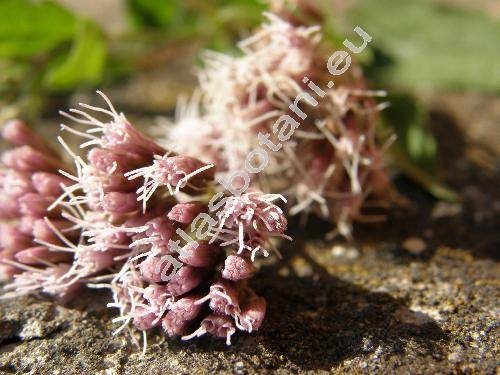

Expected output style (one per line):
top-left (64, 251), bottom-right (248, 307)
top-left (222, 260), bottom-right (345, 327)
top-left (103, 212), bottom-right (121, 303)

top-left (0, 0), bottom-right (497, 200)
top-left (126, 0), bottom-right (265, 51)
top-left (0, 0), bottom-right (76, 58)
top-left (352, 0), bottom-right (500, 93)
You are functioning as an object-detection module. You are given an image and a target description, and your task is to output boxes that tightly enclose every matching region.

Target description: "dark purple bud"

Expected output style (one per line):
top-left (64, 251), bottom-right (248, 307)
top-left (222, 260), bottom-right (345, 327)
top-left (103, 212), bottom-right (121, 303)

top-left (178, 241), bottom-right (220, 268)
top-left (133, 306), bottom-right (160, 331)
top-left (31, 172), bottom-right (70, 195)
top-left (15, 246), bottom-right (72, 265)
top-left (222, 255), bottom-right (255, 281)
top-left (101, 192), bottom-right (139, 214)
top-left (167, 202), bottom-right (205, 224)
top-left (2, 146), bottom-right (64, 173)
top-left (166, 265), bottom-right (203, 296)
top-left (239, 295), bottom-right (266, 332)
top-left (2, 120), bottom-right (58, 157)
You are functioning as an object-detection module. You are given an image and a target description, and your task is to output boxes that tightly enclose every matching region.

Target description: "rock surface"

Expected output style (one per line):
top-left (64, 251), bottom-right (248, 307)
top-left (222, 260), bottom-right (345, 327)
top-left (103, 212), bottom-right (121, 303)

top-left (0, 92), bottom-right (498, 373)
top-left (1, 208), bottom-right (498, 374)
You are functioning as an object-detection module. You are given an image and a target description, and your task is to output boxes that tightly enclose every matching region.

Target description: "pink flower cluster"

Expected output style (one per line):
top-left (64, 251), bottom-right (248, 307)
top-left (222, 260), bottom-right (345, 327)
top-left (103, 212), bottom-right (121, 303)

top-left (0, 93), bottom-right (288, 347)
top-left (161, 13), bottom-right (394, 238)
top-left (0, 119), bottom-right (79, 300)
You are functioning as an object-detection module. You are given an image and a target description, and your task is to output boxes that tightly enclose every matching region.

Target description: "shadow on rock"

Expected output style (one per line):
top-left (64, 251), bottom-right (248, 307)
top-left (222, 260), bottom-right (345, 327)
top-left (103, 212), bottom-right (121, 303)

top-left (249, 243), bottom-right (448, 371)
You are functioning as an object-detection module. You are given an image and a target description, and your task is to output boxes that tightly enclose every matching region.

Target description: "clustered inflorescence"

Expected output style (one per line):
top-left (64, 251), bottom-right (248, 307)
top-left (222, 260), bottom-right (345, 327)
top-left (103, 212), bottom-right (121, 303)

top-left (0, 92), bottom-right (288, 348)
top-left (161, 12), bottom-right (393, 238)
top-left (0, 11), bottom-right (392, 348)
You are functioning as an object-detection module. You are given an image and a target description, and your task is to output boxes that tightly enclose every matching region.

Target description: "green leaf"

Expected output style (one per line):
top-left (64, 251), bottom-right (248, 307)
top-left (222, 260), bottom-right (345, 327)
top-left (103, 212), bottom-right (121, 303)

top-left (44, 21), bottom-right (107, 91)
top-left (382, 94), bottom-right (437, 172)
top-left (0, 0), bottom-right (76, 58)
top-left (380, 94), bottom-right (458, 201)
top-left (127, 0), bottom-right (180, 29)
top-left (352, 0), bottom-right (500, 92)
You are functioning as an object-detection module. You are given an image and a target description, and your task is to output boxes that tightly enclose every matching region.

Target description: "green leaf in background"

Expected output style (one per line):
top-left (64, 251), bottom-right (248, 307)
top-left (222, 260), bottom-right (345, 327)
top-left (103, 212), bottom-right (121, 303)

top-left (0, 0), bottom-right (76, 58)
top-left (125, 0), bottom-right (265, 50)
top-left (381, 94), bottom-right (458, 202)
top-left (44, 21), bottom-right (107, 91)
top-left (352, 0), bottom-right (500, 92)
top-left (127, 0), bottom-right (180, 29)
top-left (382, 94), bottom-right (437, 172)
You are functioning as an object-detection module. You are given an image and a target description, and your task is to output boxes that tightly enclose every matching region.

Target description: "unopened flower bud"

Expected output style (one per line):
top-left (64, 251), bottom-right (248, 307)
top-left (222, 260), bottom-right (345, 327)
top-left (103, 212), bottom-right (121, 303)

top-left (31, 172), bottom-right (70, 195)
top-left (178, 241), bottom-right (220, 268)
top-left (162, 295), bottom-right (203, 337)
top-left (18, 193), bottom-right (59, 218)
top-left (2, 120), bottom-right (58, 157)
top-left (222, 255), bottom-right (255, 281)
top-left (2, 146), bottom-right (64, 173)
top-left (102, 192), bottom-right (139, 214)
top-left (133, 306), bottom-right (160, 331)
top-left (0, 224), bottom-right (32, 251)
top-left (239, 295), bottom-right (266, 332)
top-left (15, 246), bottom-right (72, 265)
top-left (167, 202), bottom-right (205, 224)
top-left (166, 265), bottom-right (203, 296)
top-left (32, 219), bottom-right (77, 244)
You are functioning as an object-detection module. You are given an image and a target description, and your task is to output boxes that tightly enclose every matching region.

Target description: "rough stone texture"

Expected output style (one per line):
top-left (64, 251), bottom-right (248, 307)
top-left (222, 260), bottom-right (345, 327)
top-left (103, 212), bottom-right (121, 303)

top-left (0, 207), bottom-right (498, 374)
top-left (0, 92), bottom-right (498, 373)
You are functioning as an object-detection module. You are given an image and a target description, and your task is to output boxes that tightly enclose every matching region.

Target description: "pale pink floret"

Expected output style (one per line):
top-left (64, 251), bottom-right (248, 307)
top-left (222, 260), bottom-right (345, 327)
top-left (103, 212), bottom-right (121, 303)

top-left (2, 263), bottom-right (82, 302)
top-left (166, 265), bottom-right (204, 297)
top-left (142, 284), bottom-right (171, 315)
top-left (0, 224), bottom-right (32, 251)
top-left (32, 219), bottom-right (78, 243)
top-left (211, 192), bottom-right (288, 260)
top-left (196, 279), bottom-right (241, 317)
top-left (101, 192), bottom-right (139, 214)
top-left (125, 154), bottom-right (214, 211)
top-left (133, 306), bottom-right (161, 331)
top-left (60, 91), bottom-right (165, 158)
top-left (18, 193), bottom-right (60, 218)
top-left (0, 170), bottom-right (34, 198)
